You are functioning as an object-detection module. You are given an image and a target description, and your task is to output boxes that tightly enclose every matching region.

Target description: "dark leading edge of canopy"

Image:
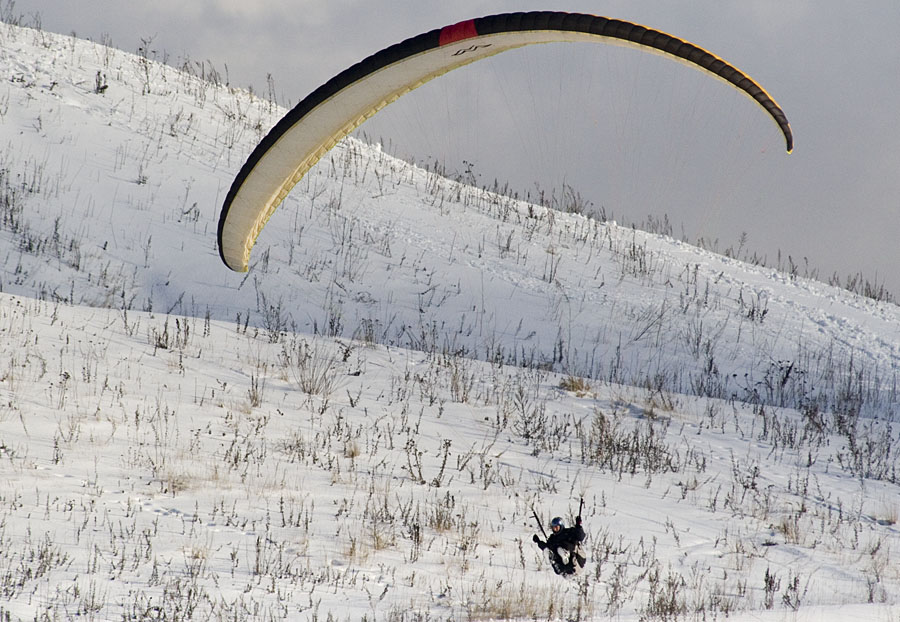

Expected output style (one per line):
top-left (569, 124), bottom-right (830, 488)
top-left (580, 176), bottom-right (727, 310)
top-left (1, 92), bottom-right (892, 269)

top-left (218, 11), bottom-right (793, 267)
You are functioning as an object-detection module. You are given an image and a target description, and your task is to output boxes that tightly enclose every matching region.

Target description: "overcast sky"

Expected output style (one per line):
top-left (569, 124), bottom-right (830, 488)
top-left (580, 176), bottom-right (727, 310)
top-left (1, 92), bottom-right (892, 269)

top-left (12, 1), bottom-right (900, 298)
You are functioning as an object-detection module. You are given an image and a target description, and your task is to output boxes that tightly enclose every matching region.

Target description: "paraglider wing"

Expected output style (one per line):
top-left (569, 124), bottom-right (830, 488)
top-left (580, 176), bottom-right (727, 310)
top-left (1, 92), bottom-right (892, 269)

top-left (218, 12), bottom-right (792, 272)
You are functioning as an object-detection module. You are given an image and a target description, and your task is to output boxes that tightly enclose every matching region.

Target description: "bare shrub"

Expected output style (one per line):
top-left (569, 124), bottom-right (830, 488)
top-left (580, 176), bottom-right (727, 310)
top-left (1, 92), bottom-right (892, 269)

top-left (280, 337), bottom-right (340, 397)
top-left (579, 407), bottom-right (703, 479)
top-left (560, 375), bottom-right (592, 396)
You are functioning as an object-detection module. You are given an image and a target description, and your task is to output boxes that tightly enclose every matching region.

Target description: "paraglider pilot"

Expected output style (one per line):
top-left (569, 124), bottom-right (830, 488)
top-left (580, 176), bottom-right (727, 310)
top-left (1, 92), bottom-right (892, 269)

top-left (533, 514), bottom-right (586, 575)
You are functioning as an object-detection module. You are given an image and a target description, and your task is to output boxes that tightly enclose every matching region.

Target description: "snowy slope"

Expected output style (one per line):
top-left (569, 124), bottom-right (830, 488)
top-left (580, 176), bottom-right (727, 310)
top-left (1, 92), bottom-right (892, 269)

top-left (1, 21), bottom-right (899, 621)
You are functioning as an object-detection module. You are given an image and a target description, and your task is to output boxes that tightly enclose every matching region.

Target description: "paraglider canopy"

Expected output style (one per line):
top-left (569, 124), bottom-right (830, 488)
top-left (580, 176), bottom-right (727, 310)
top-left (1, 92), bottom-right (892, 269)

top-left (217, 11), bottom-right (792, 272)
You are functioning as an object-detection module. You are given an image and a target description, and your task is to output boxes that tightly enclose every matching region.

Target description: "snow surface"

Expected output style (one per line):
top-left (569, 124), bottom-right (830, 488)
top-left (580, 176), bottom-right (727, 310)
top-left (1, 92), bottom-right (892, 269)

top-left (0, 21), bottom-right (899, 621)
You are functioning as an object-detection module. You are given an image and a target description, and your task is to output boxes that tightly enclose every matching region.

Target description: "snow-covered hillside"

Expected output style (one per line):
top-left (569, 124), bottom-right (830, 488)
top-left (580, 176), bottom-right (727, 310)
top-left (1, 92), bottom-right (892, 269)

top-left (1, 20), bottom-right (899, 621)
